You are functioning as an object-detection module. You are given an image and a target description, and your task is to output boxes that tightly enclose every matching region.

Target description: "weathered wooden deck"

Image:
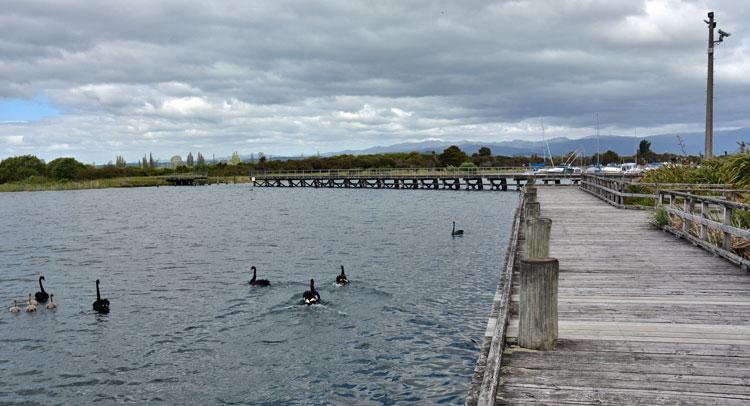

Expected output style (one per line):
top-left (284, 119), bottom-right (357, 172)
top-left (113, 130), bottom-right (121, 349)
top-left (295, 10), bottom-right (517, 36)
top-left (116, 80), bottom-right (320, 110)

top-left (497, 187), bottom-right (750, 405)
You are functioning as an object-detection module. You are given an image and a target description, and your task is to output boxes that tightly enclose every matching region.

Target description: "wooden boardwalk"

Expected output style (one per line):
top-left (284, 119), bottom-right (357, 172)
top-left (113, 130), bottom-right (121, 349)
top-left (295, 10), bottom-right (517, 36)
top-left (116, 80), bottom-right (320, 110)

top-left (496, 187), bottom-right (750, 405)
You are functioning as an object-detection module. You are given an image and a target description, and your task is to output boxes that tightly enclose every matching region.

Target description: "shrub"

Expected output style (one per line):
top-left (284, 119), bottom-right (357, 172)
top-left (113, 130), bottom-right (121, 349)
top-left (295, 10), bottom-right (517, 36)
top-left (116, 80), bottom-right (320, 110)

top-left (653, 207), bottom-right (669, 227)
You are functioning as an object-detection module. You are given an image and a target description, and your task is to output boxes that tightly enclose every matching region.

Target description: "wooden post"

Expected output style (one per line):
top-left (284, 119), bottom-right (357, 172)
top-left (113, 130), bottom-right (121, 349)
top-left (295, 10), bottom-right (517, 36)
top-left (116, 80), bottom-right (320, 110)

top-left (683, 197), bottom-right (691, 234)
top-left (525, 217), bottom-right (551, 259)
top-left (519, 257), bottom-right (559, 351)
top-left (524, 202), bottom-right (540, 220)
top-left (701, 201), bottom-right (709, 241)
top-left (525, 186), bottom-right (537, 204)
top-left (723, 206), bottom-right (733, 250)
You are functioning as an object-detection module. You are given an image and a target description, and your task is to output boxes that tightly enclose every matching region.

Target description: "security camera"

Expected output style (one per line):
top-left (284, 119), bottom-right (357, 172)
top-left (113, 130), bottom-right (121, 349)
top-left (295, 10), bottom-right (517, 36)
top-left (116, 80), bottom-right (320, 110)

top-left (708, 11), bottom-right (714, 19)
top-left (718, 29), bottom-right (731, 38)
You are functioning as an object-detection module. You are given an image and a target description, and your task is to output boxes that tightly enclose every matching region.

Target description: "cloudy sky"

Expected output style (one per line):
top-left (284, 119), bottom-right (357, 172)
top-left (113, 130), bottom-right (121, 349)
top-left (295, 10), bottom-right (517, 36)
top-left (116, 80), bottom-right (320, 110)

top-left (1, 0), bottom-right (748, 163)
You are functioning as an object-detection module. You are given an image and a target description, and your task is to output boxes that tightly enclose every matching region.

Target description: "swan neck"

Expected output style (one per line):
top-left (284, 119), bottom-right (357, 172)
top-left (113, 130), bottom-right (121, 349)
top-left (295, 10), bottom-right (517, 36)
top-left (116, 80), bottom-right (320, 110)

top-left (39, 277), bottom-right (45, 291)
top-left (96, 281), bottom-right (101, 300)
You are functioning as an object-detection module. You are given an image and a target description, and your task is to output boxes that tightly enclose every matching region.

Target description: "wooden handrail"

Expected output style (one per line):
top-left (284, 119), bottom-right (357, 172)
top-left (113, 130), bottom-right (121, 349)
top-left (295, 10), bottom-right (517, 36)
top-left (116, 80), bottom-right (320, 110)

top-left (660, 189), bottom-right (750, 211)
top-left (580, 174), bottom-right (742, 209)
top-left (658, 189), bottom-right (750, 269)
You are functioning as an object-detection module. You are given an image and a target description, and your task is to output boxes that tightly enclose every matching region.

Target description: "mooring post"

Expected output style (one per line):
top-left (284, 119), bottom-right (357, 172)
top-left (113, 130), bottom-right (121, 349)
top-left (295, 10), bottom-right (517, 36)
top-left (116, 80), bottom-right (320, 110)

top-left (524, 217), bottom-right (551, 258)
top-left (525, 186), bottom-right (537, 204)
top-left (524, 202), bottom-right (540, 220)
top-left (518, 257), bottom-right (559, 350)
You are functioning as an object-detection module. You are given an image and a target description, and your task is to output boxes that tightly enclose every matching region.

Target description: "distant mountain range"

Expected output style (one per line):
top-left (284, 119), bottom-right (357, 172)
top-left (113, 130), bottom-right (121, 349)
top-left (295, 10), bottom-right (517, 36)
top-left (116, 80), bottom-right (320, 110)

top-left (327, 127), bottom-right (750, 157)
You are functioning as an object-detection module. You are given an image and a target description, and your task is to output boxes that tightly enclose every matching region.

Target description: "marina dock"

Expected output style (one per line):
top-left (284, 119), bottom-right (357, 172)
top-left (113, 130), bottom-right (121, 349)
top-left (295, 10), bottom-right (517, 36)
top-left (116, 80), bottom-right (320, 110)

top-left (469, 186), bottom-right (750, 405)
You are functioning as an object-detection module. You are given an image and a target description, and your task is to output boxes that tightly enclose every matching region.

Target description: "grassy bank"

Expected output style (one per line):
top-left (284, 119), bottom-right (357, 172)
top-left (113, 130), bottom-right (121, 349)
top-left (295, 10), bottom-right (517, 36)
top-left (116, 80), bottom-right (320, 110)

top-left (0, 176), bottom-right (252, 192)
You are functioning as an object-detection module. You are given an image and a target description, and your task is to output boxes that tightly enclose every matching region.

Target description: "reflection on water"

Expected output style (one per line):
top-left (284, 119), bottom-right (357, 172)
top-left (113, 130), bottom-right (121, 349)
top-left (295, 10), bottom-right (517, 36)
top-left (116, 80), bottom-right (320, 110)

top-left (0, 185), bottom-right (515, 405)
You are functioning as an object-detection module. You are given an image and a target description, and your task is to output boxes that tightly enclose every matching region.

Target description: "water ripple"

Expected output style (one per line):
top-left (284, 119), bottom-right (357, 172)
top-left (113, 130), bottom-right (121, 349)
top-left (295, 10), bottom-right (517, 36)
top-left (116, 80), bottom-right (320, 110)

top-left (0, 186), bottom-right (514, 405)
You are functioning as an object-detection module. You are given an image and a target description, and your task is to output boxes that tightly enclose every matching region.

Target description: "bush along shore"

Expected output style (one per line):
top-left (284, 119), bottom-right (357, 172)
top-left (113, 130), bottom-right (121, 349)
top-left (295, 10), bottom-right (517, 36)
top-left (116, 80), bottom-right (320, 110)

top-left (0, 175), bottom-right (253, 192)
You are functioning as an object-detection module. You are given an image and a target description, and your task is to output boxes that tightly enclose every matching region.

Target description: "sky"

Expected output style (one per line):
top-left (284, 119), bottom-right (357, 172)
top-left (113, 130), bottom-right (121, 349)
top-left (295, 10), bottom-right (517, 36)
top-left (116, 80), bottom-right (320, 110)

top-left (1, 0), bottom-right (749, 163)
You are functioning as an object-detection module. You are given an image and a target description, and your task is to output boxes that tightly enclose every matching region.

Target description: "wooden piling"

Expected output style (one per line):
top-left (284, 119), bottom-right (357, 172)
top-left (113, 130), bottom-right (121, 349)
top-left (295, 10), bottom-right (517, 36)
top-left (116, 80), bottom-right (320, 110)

top-left (525, 186), bottom-right (537, 203)
top-left (524, 217), bottom-right (551, 259)
top-left (523, 202), bottom-right (540, 220)
top-left (518, 257), bottom-right (559, 351)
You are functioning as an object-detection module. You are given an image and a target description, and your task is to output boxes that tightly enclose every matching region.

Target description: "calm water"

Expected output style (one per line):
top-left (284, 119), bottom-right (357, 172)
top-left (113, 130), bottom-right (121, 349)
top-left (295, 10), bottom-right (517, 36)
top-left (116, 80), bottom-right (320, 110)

top-left (0, 185), bottom-right (516, 405)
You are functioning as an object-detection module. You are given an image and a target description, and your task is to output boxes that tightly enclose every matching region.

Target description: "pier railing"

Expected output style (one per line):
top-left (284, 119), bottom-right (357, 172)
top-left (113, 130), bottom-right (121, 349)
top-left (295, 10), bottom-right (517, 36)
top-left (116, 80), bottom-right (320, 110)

top-left (580, 174), bottom-right (735, 209)
top-left (252, 167), bottom-right (525, 178)
top-left (658, 190), bottom-right (750, 269)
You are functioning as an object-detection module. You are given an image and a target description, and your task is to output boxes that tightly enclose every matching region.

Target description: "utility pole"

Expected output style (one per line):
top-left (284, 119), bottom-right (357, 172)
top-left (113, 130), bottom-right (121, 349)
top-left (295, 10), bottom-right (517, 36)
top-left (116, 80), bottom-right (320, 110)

top-left (704, 11), bottom-right (731, 159)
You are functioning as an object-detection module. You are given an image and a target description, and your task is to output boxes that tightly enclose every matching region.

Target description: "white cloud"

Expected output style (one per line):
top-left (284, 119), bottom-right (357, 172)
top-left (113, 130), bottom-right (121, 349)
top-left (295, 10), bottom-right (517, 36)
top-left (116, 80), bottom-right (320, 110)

top-left (4, 135), bottom-right (24, 145)
top-left (47, 143), bottom-right (71, 151)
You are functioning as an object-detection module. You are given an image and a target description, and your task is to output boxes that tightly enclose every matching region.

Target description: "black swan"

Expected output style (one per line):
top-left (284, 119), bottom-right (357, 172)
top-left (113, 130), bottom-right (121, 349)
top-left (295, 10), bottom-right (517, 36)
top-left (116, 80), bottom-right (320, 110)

top-left (93, 279), bottom-right (110, 314)
top-left (35, 276), bottom-right (49, 303)
top-left (452, 221), bottom-right (464, 237)
top-left (335, 265), bottom-right (349, 285)
top-left (249, 266), bottom-right (270, 286)
top-left (303, 279), bottom-right (321, 305)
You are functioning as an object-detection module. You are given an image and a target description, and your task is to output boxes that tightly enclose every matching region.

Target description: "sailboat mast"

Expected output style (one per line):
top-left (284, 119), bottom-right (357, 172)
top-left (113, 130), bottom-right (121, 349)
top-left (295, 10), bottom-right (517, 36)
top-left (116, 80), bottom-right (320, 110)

top-left (595, 113), bottom-right (600, 167)
top-left (542, 118), bottom-right (554, 167)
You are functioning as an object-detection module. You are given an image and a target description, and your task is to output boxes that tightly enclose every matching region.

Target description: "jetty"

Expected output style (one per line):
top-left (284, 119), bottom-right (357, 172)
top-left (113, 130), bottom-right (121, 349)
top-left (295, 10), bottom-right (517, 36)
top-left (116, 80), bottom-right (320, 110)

top-left (164, 174), bottom-right (209, 186)
top-left (468, 184), bottom-right (750, 405)
top-left (251, 168), bottom-right (582, 191)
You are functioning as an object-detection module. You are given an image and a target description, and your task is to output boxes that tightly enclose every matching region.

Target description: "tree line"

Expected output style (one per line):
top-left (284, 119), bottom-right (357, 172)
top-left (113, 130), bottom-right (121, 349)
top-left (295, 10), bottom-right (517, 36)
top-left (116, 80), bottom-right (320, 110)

top-left (0, 143), bottom-right (697, 185)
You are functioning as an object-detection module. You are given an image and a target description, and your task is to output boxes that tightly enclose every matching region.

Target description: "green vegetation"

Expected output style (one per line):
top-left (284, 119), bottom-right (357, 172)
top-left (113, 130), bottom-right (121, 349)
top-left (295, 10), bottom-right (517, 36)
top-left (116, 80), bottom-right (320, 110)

top-left (652, 207), bottom-right (669, 227)
top-left (0, 155), bottom-right (46, 183)
top-left (641, 153), bottom-right (750, 188)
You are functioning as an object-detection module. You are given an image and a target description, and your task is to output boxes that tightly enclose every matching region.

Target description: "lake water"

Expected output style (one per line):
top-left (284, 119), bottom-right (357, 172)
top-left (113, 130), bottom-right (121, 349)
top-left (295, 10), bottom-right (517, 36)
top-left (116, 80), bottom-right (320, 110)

top-left (0, 185), bottom-right (516, 405)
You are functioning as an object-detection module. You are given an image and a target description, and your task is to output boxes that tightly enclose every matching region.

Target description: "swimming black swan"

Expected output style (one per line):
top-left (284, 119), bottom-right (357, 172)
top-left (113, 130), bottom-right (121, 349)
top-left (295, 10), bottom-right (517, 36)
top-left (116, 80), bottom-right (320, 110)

top-left (93, 279), bottom-right (110, 314)
top-left (249, 266), bottom-right (270, 286)
top-left (452, 221), bottom-right (464, 237)
top-left (35, 276), bottom-right (49, 303)
top-left (335, 265), bottom-right (349, 285)
top-left (303, 279), bottom-right (321, 305)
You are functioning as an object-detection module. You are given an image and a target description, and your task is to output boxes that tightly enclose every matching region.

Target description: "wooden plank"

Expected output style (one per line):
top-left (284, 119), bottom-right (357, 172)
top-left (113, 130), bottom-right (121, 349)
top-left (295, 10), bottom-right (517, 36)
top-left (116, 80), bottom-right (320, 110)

top-left (490, 188), bottom-right (750, 405)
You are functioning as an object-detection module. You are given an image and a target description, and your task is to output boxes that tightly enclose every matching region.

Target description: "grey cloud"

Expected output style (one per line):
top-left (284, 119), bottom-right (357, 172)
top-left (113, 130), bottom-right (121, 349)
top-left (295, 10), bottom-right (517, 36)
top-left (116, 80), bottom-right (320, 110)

top-left (1, 0), bottom-right (749, 162)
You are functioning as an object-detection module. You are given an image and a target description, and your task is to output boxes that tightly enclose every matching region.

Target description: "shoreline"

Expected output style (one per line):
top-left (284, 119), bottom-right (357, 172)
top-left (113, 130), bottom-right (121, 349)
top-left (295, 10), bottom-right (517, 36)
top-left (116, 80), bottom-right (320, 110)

top-left (0, 176), bottom-right (252, 193)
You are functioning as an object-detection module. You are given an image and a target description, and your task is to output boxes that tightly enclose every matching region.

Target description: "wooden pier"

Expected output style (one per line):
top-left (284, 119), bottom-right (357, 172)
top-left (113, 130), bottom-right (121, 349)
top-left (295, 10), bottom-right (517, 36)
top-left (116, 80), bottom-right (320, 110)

top-left (252, 169), bottom-right (581, 191)
top-left (164, 174), bottom-right (208, 186)
top-left (469, 186), bottom-right (750, 405)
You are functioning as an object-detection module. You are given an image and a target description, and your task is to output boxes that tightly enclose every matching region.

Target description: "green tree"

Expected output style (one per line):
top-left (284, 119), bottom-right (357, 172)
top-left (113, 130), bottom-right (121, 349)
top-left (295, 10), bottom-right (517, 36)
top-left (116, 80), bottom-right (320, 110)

top-left (229, 151), bottom-right (241, 165)
top-left (115, 155), bottom-right (126, 168)
top-left (478, 146), bottom-right (492, 157)
top-left (196, 152), bottom-right (205, 168)
top-left (47, 157), bottom-right (85, 180)
top-left (439, 145), bottom-right (468, 167)
top-left (148, 153), bottom-right (155, 168)
top-left (186, 152), bottom-right (194, 167)
top-left (638, 140), bottom-right (652, 156)
top-left (600, 150), bottom-right (621, 165)
top-left (0, 155), bottom-right (46, 183)
top-left (258, 152), bottom-right (266, 164)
